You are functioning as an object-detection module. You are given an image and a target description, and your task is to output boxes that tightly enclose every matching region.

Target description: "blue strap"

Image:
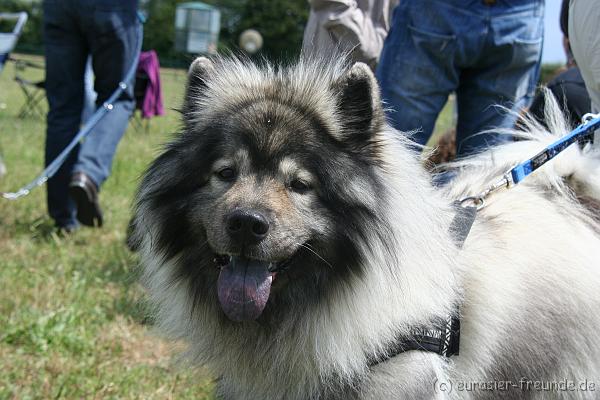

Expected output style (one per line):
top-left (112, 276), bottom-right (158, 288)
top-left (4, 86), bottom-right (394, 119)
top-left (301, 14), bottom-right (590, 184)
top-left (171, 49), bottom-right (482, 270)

top-left (510, 115), bottom-right (600, 184)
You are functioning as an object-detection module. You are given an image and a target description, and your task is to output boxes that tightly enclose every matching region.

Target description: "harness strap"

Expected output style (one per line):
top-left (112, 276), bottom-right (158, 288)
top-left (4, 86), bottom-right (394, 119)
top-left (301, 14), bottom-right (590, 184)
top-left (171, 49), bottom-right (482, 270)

top-left (370, 204), bottom-right (474, 366)
top-left (449, 201), bottom-right (477, 249)
top-left (368, 313), bottom-right (461, 368)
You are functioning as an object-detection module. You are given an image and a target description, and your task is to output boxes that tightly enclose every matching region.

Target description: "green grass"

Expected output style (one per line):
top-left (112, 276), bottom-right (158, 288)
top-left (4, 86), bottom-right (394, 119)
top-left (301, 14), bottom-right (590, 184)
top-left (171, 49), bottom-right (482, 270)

top-left (430, 96), bottom-right (455, 146)
top-left (0, 55), bottom-right (455, 399)
top-left (0, 55), bottom-right (214, 399)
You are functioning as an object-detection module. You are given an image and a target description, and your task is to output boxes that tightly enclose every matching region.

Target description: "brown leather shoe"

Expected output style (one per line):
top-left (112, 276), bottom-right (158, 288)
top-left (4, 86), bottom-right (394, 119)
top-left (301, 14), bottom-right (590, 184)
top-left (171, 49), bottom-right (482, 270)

top-left (69, 172), bottom-right (103, 227)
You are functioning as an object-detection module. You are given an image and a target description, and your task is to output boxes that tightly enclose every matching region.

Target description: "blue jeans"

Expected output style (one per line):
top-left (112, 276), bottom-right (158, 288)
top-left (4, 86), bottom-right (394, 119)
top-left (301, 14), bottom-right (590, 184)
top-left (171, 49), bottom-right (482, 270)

top-left (376, 0), bottom-right (544, 157)
top-left (43, 0), bottom-right (139, 228)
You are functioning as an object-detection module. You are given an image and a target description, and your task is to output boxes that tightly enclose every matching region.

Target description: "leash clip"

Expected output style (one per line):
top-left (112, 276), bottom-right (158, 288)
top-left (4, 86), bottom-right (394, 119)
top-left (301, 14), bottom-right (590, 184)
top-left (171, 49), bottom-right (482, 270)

top-left (582, 112), bottom-right (600, 124)
top-left (458, 172), bottom-right (512, 211)
top-left (459, 195), bottom-right (485, 210)
top-left (581, 113), bottom-right (600, 146)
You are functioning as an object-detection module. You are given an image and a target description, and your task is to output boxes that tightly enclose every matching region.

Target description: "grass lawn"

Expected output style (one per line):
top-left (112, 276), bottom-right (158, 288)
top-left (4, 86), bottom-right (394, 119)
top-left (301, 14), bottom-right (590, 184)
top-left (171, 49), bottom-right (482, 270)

top-left (0, 55), bottom-right (454, 399)
top-left (0, 55), bottom-right (214, 400)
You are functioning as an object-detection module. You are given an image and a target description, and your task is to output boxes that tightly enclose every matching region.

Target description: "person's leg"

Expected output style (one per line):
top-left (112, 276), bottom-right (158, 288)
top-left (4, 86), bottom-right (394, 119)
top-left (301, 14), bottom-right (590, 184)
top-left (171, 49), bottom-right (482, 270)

top-left (73, 1), bottom-right (139, 188)
top-left (81, 56), bottom-right (97, 125)
top-left (455, 4), bottom-right (543, 158)
top-left (376, 0), bottom-right (458, 146)
top-left (43, 0), bottom-right (87, 228)
top-left (569, 0), bottom-right (600, 114)
top-left (569, 0), bottom-right (600, 145)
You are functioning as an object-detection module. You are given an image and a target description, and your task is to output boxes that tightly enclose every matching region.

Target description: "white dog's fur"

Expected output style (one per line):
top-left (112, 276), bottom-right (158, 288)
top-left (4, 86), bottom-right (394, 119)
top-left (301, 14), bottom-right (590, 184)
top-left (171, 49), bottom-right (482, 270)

top-left (134, 59), bottom-right (600, 399)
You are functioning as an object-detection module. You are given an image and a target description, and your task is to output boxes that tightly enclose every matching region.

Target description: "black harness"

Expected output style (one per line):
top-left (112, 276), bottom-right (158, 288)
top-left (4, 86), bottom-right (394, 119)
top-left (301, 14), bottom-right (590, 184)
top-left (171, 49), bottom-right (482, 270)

top-left (369, 202), bottom-right (476, 366)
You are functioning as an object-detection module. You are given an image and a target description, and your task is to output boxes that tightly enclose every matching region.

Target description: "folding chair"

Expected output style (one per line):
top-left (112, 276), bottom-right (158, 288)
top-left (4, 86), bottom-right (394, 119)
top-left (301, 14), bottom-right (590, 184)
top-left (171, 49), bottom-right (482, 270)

top-left (0, 12), bottom-right (45, 119)
top-left (0, 12), bottom-right (28, 176)
top-left (13, 58), bottom-right (46, 119)
top-left (0, 12), bottom-right (27, 74)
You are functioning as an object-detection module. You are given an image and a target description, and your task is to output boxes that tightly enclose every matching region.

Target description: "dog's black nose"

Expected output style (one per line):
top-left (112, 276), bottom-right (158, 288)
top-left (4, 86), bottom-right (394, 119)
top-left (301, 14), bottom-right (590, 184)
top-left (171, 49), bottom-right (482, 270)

top-left (225, 209), bottom-right (270, 244)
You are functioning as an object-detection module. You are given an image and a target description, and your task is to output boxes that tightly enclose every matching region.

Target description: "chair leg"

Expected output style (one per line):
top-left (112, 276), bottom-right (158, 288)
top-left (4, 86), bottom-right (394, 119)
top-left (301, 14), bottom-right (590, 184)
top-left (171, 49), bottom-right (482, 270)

top-left (17, 87), bottom-right (30, 118)
top-left (31, 92), bottom-right (46, 119)
top-left (17, 100), bottom-right (30, 119)
top-left (17, 87), bottom-right (46, 119)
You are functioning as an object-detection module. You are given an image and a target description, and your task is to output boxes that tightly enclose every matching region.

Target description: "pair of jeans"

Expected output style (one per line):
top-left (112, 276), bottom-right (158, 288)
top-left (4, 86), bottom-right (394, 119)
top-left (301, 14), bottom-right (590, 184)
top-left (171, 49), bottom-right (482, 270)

top-left (376, 0), bottom-right (544, 157)
top-left (43, 0), bottom-right (139, 228)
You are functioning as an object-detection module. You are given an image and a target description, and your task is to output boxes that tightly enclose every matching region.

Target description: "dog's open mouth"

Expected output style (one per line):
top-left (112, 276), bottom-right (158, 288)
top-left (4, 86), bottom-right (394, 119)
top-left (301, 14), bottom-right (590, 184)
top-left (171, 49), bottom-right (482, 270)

top-left (215, 255), bottom-right (276, 322)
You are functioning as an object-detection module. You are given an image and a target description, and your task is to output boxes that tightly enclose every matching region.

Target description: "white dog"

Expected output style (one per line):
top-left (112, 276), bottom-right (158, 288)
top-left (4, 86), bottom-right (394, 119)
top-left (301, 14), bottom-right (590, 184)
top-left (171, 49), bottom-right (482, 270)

top-left (131, 57), bottom-right (600, 399)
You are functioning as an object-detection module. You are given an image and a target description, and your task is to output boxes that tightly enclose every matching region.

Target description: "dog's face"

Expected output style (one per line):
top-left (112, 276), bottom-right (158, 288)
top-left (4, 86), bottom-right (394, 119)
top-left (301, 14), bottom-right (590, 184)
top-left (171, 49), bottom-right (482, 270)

top-left (192, 103), bottom-right (329, 267)
top-left (133, 58), bottom-right (387, 323)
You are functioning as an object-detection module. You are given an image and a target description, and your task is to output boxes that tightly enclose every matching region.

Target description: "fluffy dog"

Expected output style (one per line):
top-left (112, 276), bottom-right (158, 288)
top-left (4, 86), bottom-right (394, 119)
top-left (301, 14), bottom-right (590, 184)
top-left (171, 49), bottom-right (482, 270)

top-left (130, 56), bottom-right (600, 399)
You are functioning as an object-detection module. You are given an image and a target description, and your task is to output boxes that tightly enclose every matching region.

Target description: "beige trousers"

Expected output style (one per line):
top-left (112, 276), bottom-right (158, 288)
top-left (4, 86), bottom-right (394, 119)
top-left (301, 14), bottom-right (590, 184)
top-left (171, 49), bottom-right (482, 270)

top-left (302, 0), bottom-right (399, 70)
top-left (569, 0), bottom-right (600, 145)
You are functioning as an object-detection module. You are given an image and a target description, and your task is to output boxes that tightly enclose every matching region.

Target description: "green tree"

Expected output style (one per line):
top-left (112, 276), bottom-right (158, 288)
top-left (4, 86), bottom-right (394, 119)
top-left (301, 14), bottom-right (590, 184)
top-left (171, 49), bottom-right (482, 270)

top-left (2, 0), bottom-right (311, 64)
top-left (232, 0), bottom-right (308, 62)
top-left (143, 0), bottom-right (309, 63)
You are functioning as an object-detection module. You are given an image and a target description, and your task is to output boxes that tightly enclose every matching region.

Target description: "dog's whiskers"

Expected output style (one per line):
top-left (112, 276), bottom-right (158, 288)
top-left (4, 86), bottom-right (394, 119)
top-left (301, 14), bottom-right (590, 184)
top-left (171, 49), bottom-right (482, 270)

top-left (296, 242), bottom-right (334, 270)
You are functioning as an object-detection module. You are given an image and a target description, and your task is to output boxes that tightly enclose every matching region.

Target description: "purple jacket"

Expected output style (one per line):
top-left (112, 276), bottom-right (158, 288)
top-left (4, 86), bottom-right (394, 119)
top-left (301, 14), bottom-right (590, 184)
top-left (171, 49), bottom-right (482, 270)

top-left (136, 50), bottom-right (164, 118)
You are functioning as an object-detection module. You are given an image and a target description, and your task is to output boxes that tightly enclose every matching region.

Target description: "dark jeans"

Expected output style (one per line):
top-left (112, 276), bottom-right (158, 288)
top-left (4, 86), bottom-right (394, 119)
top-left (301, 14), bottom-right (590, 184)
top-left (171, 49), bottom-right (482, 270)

top-left (43, 0), bottom-right (139, 228)
top-left (376, 0), bottom-right (544, 157)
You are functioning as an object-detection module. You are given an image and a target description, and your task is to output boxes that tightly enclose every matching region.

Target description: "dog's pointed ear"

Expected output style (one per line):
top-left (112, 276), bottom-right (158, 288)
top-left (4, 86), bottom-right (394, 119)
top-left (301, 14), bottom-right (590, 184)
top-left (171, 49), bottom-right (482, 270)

top-left (183, 57), bottom-right (215, 123)
top-left (332, 62), bottom-right (385, 144)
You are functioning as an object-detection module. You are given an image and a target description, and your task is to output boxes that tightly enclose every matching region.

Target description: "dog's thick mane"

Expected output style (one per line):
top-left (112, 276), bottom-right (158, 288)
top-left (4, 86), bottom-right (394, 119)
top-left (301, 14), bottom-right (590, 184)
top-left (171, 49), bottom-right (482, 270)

top-left (138, 139), bottom-right (461, 398)
top-left (134, 58), bottom-right (600, 399)
top-left (137, 57), bottom-right (462, 398)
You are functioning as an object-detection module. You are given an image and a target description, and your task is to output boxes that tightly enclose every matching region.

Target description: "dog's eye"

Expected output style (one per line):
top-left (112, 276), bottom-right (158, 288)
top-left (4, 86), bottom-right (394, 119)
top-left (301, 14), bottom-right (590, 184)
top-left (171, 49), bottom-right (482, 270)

top-left (290, 178), bottom-right (311, 192)
top-left (216, 167), bottom-right (236, 181)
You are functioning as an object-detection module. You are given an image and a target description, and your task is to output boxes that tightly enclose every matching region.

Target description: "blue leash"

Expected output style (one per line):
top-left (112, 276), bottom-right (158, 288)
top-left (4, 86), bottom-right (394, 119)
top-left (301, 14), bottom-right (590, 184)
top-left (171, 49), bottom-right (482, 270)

top-left (460, 113), bottom-right (600, 209)
top-left (511, 113), bottom-right (600, 184)
top-left (1, 22), bottom-right (143, 201)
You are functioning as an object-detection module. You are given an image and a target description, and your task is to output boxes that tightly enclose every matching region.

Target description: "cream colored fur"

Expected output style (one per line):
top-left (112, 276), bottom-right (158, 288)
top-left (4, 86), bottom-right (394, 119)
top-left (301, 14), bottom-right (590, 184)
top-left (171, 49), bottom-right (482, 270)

top-left (135, 59), bottom-right (600, 399)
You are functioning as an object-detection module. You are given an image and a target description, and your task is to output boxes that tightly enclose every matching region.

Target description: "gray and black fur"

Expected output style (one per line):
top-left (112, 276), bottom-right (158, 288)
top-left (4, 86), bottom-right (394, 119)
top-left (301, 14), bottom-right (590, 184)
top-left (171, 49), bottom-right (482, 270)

top-left (131, 56), bottom-right (600, 399)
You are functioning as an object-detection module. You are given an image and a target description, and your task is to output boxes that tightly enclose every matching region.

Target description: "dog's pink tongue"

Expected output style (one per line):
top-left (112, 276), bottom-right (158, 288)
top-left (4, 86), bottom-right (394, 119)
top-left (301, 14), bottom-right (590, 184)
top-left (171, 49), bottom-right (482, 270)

top-left (217, 256), bottom-right (273, 322)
